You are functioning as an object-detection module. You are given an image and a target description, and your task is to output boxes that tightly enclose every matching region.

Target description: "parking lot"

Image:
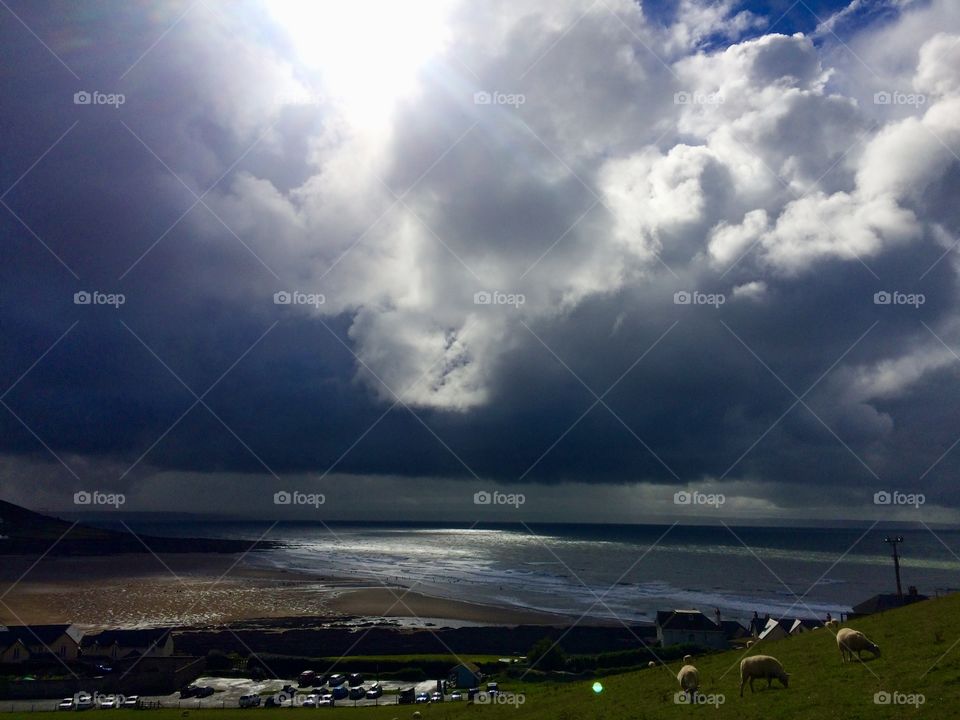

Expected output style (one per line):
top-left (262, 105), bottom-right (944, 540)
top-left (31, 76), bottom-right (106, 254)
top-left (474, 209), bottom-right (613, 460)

top-left (0, 677), bottom-right (455, 712)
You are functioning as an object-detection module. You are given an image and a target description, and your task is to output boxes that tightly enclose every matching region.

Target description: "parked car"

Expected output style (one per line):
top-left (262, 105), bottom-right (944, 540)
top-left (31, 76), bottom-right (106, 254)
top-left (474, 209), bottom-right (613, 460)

top-left (57, 697), bottom-right (74, 711)
top-left (264, 695), bottom-right (284, 708)
top-left (238, 694), bottom-right (261, 708)
top-left (365, 683), bottom-right (382, 699)
top-left (318, 694), bottom-right (334, 707)
top-left (331, 685), bottom-right (348, 700)
top-left (74, 694), bottom-right (94, 711)
top-left (487, 682), bottom-right (499, 695)
top-left (415, 692), bottom-right (430, 704)
top-left (301, 694), bottom-right (319, 708)
top-left (99, 695), bottom-right (120, 709)
top-left (449, 692), bottom-right (463, 701)
top-left (431, 692), bottom-right (444, 703)
top-left (348, 686), bottom-right (365, 700)
top-left (298, 670), bottom-right (317, 687)
top-left (398, 687), bottom-right (416, 705)
top-left (122, 696), bottom-right (140, 709)
top-left (195, 686), bottom-right (215, 699)
top-left (347, 673), bottom-right (364, 686)
top-left (179, 686), bottom-right (199, 699)
top-left (328, 673), bottom-right (346, 687)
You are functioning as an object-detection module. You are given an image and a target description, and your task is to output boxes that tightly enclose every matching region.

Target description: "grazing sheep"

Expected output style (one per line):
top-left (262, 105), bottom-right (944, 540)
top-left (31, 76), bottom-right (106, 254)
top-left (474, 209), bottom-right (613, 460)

top-left (677, 664), bottom-right (699, 699)
top-left (837, 628), bottom-right (880, 662)
top-left (683, 654), bottom-right (693, 662)
top-left (745, 640), bottom-right (753, 648)
top-left (412, 713), bottom-right (422, 719)
top-left (825, 619), bottom-right (839, 630)
top-left (739, 655), bottom-right (789, 697)
top-left (647, 661), bottom-right (656, 668)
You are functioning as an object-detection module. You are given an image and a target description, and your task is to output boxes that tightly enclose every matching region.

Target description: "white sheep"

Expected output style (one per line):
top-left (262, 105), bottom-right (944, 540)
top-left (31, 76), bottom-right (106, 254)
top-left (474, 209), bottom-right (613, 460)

top-left (739, 655), bottom-right (789, 696)
top-left (682, 654), bottom-right (693, 662)
top-left (825, 619), bottom-right (839, 630)
top-left (647, 661), bottom-right (656, 668)
top-left (677, 664), bottom-right (699, 700)
top-left (836, 627), bottom-right (880, 662)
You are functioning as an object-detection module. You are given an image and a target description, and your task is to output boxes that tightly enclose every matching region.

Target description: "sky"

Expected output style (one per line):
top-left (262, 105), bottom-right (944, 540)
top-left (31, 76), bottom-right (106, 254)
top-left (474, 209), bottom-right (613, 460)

top-left (1, 0), bottom-right (959, 524)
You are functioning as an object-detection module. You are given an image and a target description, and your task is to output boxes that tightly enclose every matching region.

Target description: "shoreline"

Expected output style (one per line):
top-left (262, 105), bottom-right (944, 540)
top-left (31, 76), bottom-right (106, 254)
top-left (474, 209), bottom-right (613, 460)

top-left (0, 552), bottom-right (611, 630)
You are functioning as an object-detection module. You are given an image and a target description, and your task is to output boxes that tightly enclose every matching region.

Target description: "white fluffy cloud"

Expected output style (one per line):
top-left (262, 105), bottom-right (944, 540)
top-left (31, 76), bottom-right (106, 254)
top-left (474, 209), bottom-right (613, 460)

top-left (187, 0), bottom-right (960, 417)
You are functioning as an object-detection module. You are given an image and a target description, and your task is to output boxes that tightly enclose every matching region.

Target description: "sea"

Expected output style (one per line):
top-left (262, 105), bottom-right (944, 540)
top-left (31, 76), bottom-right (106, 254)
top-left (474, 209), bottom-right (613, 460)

top-left (126, 522), bottom-right (960, 627)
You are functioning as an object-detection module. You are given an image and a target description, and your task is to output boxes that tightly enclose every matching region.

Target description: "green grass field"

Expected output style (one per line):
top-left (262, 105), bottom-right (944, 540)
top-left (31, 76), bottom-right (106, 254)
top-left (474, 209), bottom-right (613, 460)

top-left (8, 593), bottom-right (960, 719)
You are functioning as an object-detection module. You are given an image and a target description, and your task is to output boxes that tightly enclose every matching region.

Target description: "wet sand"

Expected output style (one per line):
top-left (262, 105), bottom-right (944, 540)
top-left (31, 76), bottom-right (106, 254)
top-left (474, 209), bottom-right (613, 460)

top-left (0, 553), bottom-right (569, 629)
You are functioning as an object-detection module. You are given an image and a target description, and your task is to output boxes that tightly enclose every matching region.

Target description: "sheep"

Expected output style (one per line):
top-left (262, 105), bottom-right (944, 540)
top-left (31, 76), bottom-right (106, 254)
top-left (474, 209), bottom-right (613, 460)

top-left (745, 640), bottom-right (753, 648)
top-left (647, 661), bottom-right (656, 668)
top-left (739, 655), bottom-right (789, 697)
top-left (677, 664), bottom-right (699, 700)
top-left (836, 628), bottom-right (880, 662)
top-left (825, 619), bottom-right (839, 630)
top-left (682, 654), bottom-right (693, 663)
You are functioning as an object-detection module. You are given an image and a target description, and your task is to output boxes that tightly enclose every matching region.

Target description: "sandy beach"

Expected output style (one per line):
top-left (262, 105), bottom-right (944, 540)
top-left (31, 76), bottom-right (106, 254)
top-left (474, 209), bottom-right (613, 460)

top-left (0, 553), bottom-right (569, 629)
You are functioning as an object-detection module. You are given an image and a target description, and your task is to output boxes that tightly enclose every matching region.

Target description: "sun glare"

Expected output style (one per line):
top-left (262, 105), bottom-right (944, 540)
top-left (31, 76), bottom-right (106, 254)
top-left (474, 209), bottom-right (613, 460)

top-left (266, 0), bottom-right (452, 123)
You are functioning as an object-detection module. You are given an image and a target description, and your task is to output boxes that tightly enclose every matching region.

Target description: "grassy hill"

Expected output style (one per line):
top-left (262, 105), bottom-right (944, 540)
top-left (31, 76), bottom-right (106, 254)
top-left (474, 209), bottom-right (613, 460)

top-left (7, 591), bottom-right (960, 718)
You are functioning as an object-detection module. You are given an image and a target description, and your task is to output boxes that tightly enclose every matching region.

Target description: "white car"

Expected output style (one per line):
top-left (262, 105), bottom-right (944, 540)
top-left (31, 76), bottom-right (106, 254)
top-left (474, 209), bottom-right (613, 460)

top-left (99, 696), bottom-right (120, 709)
top-left (301, 694), bottom-right (319, 708)
top-left (318, 694), bottom-right (334, 707)
top-left (122, 696), bottom-right (140, 709)
top-left (57, 698), bottom-right (74, 711)
top-left (75, 694), bottom-right (94, 711)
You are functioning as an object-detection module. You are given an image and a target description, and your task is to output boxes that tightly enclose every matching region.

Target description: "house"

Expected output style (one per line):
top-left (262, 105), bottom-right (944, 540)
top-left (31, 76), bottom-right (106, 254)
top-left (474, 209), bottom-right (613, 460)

top-left (850, 587), bottom-right (928, 618)
top-left (655, 610), bottom-right (727, 649)
top-left (758, 618), bottom-right (792, 641)
top-left (81, 628), bottom-right (175, 659)
top-left (720, 620), bottom-right (748, 641)
top-left (0, 625), bottom-right (82, 663)
top-left (448, 662), bottom-right (482, 688)
top-left (788, 618), bottom-right (822, 635)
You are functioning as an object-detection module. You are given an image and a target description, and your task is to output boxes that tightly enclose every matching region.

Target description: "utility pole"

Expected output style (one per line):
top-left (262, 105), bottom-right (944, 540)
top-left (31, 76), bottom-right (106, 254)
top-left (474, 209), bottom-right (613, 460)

top-left (883, 536), bottom-right (904, 600)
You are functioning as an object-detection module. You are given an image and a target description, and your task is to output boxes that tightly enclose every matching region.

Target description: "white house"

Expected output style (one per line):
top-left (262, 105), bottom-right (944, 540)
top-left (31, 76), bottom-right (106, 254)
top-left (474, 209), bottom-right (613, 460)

top-left (656, 610), bottom-right (727, 649)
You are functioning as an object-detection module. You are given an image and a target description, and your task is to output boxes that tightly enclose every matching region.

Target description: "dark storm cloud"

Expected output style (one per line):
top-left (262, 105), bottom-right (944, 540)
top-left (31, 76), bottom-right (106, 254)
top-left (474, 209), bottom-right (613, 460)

top-left (1, 0), bottom-right (960, 521)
